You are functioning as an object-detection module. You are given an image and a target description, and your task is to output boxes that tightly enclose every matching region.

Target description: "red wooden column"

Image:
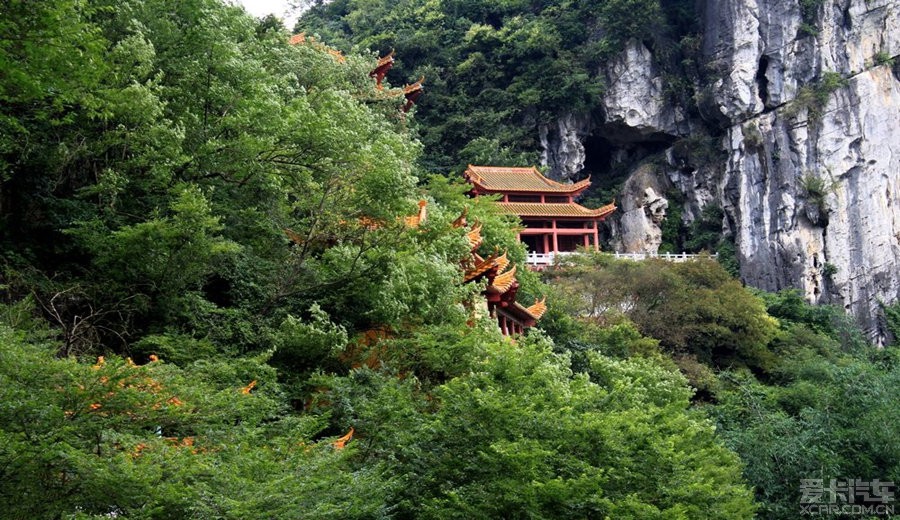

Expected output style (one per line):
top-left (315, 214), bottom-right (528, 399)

top-left (551, 220), bottom-right (559, 253)
top-left (542, 234), bottom-right (550, 254)
top-left (593, 221), bottom-right (600, 251)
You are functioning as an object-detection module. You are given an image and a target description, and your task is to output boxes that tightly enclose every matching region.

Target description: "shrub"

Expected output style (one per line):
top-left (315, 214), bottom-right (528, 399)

top-left (784, 72), bottom-right (847, 120)
top-left (873, 51), bottom-right (895, 67)
top-left (800, 172), bottom-right (836, 213)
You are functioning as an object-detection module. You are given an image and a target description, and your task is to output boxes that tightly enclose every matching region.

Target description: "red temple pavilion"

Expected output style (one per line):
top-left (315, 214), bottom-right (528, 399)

top-left (464, 165), bottom-right (616, 259)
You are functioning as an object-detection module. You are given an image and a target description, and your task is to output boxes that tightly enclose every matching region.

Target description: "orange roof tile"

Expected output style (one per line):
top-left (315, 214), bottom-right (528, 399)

top-left (509, 299), bottom-right (545, 321)
top-left (466, 223), bottom-right (483, 250)
top-left (464, 253), bottom-right (498, 282)
top-left (451, 208), bottom-right (469, 229)
top-left (403, 76), bottom-right (425, 94)
top-left (525, 297), bottom-right (547, 319)
top-left (497, 202), bottom-right (617, 218)
top-left (489, 265), bottom-right (517, 294)
top-left (289, 33), bottom-right (346, 62)
top-left (403, 200), bottom-right (428, 228)
top-left (494, 251), bottom-right (509, 273)
top-left (375, 50), bottom-right (395, 68)
top-left (465, 165), bottom-right (591, 194)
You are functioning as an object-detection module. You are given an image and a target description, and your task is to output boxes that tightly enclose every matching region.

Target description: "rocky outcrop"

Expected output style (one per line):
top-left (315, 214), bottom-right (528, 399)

top-left (539, 113), bottom-right (590, 180)
top-left (602, 41), bottom-right (688, 139)
top-left (540, 0), bottom-right (900, 341)
top-left (706, 0), bottom-right (900, 341)
top-left (610, 164), bottom-right (670, 254)
top-left (724, 64), bottom-right (900, 341)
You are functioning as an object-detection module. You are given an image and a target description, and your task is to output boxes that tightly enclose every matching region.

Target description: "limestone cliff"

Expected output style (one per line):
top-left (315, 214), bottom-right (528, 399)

top-left (540, 0), bottom-right (900, 341)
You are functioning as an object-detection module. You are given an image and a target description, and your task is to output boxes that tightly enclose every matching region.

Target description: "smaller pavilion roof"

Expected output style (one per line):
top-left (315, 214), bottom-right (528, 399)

top-left (465, 165), bottom-right (591, 194)
top-left (487, 265), bottom-right (517, 294)
top-left (497, 201), bottom-right (617, 219)
top-left (510, 297), bottom-right (547, 321)
top-left (403, 76), bottom-right (425, 95)
top-left (374, 50), bottom-right (395, 69)
top-left (466, 223), bottom-right (483, 250)
top-left (289, 33), bottom-right (345, 62)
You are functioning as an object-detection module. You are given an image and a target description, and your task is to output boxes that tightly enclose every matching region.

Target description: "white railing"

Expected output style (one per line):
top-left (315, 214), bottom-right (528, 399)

top-left (610, 252), bottom-right (718, 262)
top-left (525, 251), bottom-right (575, 266)
top-left (525, 251), bottom-right (717, 266)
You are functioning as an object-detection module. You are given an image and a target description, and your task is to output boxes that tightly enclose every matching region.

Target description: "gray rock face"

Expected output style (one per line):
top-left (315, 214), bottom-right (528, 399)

top-left (540, 0), bottom-right (900, 341)
top-left (602, 41), bottom-right (687, 139)
top-left (726, 66), bottom-right (900, 341)
top-left (610, 164), bottom-right (671, 254)
top-left (539, 113), bottom-right (590, 180)
top-left (709, 0), bottom-right (900, 341)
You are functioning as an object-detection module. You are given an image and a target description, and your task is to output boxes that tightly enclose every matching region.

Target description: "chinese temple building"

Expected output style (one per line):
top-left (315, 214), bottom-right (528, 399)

top-left (463, 165), bottom-right (616, 257)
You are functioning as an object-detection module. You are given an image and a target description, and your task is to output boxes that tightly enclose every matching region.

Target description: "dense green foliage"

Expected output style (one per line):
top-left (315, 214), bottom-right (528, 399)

top-left (0, 1), bottom-right (761, 517)
top-left (543, 258), bottom-right (900, 518)
top-left (708, 290), bottom-right (900, 519)
top-left (3, 1), bottom-right (898, 518)
top-left (544, 254), bottom-right (779, 377)
top-left (298, 0), bottom-right (701, 173)
top-left (0, 324), bottom-right (393, 518)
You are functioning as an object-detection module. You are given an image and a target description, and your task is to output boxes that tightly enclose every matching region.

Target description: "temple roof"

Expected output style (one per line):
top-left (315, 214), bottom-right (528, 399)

top-left (289, 33), bottom-right (345, 62)
top-left (465, 165), bottom-right (591, 194)
top-left (488, 265), bottom-right (517, 294)
top-left (464, 252), bottom-right (499, 282)
top-left (403, 76), bottom-right (425, 95)
top-left (497, 201), bottom-right (617, 219)
top-left (374, 50), bottom-right (395, 69)
top-left (510, 297), bottom-right (547, 321)
top-left (466, 223), bottom-right (483, 250)
top-left (526, 297), bottom-right (547, 319)
top-left (494, 251), bottom-right (510, 272)
top-left (403, 200), bottom-right (428, 228)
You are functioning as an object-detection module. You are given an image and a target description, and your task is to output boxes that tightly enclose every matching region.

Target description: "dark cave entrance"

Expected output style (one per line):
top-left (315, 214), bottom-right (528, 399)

top-left (582, 133), bottom-right (615, 180)
top-left (580, 128), bottom-right (677, 199)
top-left (756, 55), bottom-right (770, 106)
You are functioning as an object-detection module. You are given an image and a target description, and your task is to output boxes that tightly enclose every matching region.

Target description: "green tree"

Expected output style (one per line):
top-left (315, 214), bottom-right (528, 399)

top-left (316, 328), bottom-right (755, 518)
top-left (0, 323), bottom-right (392, 518)
top-left (545, 254), bottom-right (779, 374)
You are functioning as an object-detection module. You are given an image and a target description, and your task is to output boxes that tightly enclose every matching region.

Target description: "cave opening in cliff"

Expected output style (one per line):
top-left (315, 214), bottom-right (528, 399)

top-left (756, 55), bottom-right (770, 106)
top-left (581, 130), bottom-right (676, 198)
top-left (582, 134), bottom-right (614, 179)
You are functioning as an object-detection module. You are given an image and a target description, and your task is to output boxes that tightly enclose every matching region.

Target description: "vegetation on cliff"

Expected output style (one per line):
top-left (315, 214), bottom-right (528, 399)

top-left (297, 0), bottom-right (702, 173)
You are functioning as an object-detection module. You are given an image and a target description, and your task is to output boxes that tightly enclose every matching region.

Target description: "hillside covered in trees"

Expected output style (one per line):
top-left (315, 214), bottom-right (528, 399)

top-left (297, 0), bottom-right (700, 173)
top-left (1, 1), bottom-right (899, 518)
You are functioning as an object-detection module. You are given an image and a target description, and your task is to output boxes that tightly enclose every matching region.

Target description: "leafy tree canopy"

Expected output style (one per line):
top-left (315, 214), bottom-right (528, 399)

top-left (0, 1), bottom-right (756, 517)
